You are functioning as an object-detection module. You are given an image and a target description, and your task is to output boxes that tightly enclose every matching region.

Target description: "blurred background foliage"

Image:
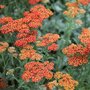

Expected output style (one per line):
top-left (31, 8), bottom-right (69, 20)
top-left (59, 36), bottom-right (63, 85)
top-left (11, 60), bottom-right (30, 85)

top-left (0, 0), bottom-right (90, 90)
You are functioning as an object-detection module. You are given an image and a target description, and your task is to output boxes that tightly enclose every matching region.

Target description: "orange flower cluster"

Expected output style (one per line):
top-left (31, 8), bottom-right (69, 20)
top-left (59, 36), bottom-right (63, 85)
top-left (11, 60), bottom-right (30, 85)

top-left (19, 44), bottom-right (42, 60)
top-left (63, 44), bottom-right (89, 57)
top-left (79, 28), bottom-right (90, 46)
top-left (68, 55), bottom-right (88, 66)
top-left (48, 43), bottom-right (58, 51)
top-left (28, 0), bottom-right (41, 5)
top-left (15, 30), bottom-right (38, 47)
top-left (0, 5), bottom-right (5, 9)
top-left (46, 80), bottom-right (58, 90)
top-left (63, 28), bottom-right (90, 66)
top-left (37, 33), bottom-right (60, 51)
top-left (0, 5), bottom-right (53, 47)
top-left (64, 2), bottom-right (86, 18)
top-left (78, 0), bottom-right (90, 6)
top-left (0, 42), bottom-right (9, 53)
top-left (78, 28), bottom-right (90, 53)
top-left (0, 19), bottom-right (29, 34)
top-left (58, 74), bottom-right (78, 90)
top-left (15, 34), bottom-right (36, 47)
top-left (0, 17), bottom-right (13, 24)
top-left (47, 71), bottom-right (78, 90)
top-left (22, 61), bottom-right (54, 82)
top-left (30, 5), bottom-right (53, 20)
top-left (62, 43), bottom-right (89, 66)
top-left (0, 5), bottom-right (53, 33)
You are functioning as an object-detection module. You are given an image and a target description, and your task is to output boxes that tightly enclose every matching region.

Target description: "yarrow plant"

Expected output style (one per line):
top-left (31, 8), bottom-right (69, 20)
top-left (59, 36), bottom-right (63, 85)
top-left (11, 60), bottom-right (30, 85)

top-left (0, 0), bottom-right (90, 90)
top-left (22, 61), bottom-right (54, 82)
top-left (47, 71), bottom-right (78, 90)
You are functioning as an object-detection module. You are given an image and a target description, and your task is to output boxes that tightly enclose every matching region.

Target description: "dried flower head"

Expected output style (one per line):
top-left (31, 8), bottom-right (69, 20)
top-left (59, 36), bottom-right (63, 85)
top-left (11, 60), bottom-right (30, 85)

top-left (75, 19), bottom-right (83, 25)
top-left (0, 42), bottom-right (9, 53)
top-left (0, 78), bottom-right (8, 89)
top-left (41, 0), bottom-right (49, 3)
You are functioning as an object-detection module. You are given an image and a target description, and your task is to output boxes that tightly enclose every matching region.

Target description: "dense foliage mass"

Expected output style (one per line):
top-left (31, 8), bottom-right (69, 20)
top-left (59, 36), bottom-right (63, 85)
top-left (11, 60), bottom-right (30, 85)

top-left (0, 0), bottom-right (90, 90)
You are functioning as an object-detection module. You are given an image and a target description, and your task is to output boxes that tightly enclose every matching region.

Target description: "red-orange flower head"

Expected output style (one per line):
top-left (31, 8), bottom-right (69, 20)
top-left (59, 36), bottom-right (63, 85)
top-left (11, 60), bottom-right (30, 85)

top-left (37, 33), bottom-right (60, 47)
top-left (30, 5), bottom-right (53, 19)
top-left (28, 0), bottom-right (41, 5)
top-left (79, 28), bottom-right (90, 46)
top-left (62, 43), bottom-right (89, 66)
top-left (22, 61), bottom-right (54, 82)
top-left (48, 43), bottom-right (58, 51)
top-left (0, 17), bottom-right (13, 25)
top-left (78, 0), bottom-right (90, 6)
top-left (15, 35), bottom-right (36, 47)
top-left (68, 55), bottom-right (88, 67)
top-left (0, 5), bottom-right (53, 48)
top-left (0, 5), bottom-right (5, 9)
top-left (19, 44), bottom-right (43, 60)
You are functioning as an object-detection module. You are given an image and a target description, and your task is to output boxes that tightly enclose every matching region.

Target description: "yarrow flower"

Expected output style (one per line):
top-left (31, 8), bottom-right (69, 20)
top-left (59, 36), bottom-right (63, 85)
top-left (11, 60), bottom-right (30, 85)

top-left (78, 0), bottom-right (90, 6)
top-left (41, 0), bottom-right (50, 3)
top-left (8, 47), bottom-right (18, 58)
top-left (68, 55), bottom-right (88, 66)
top-left (28, 0), bottom-right (41, 5)
top-left (0, 17), bottom-right (13, 24)
top-left (19, 44), bottom-right (42, 60)
top-left (62, 43), bottom-right (89, 66)
top-left (0, 5), bottom-right (53, 47)
top-left (62, 28), bottom-right (90, 67)
top-left (75, 19), bottom-right (83, 25)
top-left (78, 28), bottom-right (90, 46)
top-left (37, 33), bottom-right (60, 50)
top-left (0, 42), bottom-right (9, 53)
top-left (0, 5), bottom-right (5, 9)
top-left (15, 35), bottom-right (36, 47)
top-left (63, 2), bottom-right (86, 18)
top-left (30, 5), bottom-right (53, 19)
top-left (58, 74), bottom-right (78, 90)
top-left (48, 43), bottom-right (58, 51)
top-left (54, 71), bottom-right (63, 79)
top-left (47, 71), bottom-right (78, 90)
top-left (62, 44), bottom-right (89, 57)
top-left (22, 61), bottom-right (54, 82)
top-left (6, 69), bottom-right (14, 76)
top-left (46, 80), bottom-right (58, 90)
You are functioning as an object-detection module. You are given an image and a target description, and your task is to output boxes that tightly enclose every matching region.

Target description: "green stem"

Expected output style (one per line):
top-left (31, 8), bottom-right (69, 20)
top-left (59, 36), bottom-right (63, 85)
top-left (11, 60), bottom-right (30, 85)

top-left (1, 53), bottom-right (6, 74)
